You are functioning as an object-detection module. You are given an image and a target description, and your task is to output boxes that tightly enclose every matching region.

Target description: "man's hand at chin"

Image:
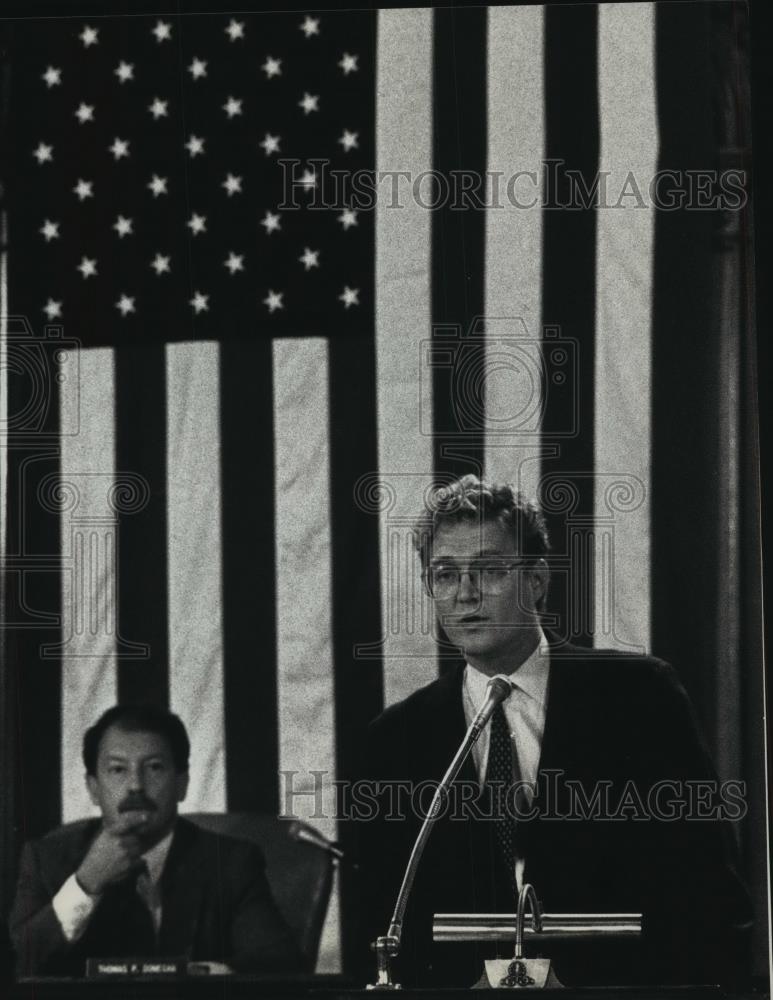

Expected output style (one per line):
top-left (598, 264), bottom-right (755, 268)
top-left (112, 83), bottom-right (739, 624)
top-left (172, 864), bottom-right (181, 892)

top-left (75, 812), bottom-right (150, 895)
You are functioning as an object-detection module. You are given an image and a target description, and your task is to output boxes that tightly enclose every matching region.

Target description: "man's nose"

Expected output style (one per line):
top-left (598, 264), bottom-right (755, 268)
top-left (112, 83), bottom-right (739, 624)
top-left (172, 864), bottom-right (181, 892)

top-left (127, 766), bottom-right (146, 790)
top-left (457, 569), bottom-right (480, 602)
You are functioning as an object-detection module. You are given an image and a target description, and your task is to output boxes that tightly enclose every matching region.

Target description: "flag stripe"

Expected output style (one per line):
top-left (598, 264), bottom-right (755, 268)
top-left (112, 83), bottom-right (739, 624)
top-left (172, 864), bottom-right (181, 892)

top-left (326, 17), bottom-right (379, 969)
top-left (540, 3), bottom-right (600, 646)
top-left (220, 338), bottom-right (279, 813)
top-left (651, 3), bottom-right (719, 719)
top-left (375, 8), bottom-right (437, 706)
top-left (166, 341), bottom-right (226, 813)
top-left (484, 4), bottom-right (544, 500)
top-left (593, 2), bottom-right (656, 652)
top-left (61, 348), bottom-right (117, 822)
top-left (8, 327), bottom-right (64, 839)
top-left (432, 6), bottom-right (487, 482)
top-left (272, 337), bottom-right (338, 971)
top-left (116, 344), bottom-right (170, 706)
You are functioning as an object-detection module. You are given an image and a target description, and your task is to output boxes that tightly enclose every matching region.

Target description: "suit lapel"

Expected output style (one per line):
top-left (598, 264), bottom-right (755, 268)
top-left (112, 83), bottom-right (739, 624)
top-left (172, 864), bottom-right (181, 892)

top-left (422, 664), bottom-right (479, 786)
top-left (157, 819), bottom-right (204, 956)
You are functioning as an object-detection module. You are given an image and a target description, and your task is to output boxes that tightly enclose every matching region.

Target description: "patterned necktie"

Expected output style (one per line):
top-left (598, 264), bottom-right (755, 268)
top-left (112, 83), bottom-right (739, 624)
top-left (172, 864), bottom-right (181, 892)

top-left (485, 702), bottom-right (520, 897)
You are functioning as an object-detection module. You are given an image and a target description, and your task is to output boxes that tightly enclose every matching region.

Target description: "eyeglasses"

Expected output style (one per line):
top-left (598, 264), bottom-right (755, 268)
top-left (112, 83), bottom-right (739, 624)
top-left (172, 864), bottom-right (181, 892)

top-left (423, 559), bottom-right (529, 600)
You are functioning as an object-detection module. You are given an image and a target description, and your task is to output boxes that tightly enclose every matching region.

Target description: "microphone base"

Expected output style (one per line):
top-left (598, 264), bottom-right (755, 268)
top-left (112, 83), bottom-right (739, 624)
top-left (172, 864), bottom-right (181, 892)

top-left (479, 957), bottom-right (563, 989)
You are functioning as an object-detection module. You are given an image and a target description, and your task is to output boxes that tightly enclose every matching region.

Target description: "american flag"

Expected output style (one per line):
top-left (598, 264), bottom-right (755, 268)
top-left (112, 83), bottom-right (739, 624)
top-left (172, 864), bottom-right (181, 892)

top-left (0, 3), bottom-right (765, 977)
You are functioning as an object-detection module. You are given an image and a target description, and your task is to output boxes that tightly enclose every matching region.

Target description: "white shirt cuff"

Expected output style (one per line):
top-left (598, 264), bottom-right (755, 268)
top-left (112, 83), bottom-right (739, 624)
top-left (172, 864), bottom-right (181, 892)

top-left (52, 873), bottom-right (100, 942)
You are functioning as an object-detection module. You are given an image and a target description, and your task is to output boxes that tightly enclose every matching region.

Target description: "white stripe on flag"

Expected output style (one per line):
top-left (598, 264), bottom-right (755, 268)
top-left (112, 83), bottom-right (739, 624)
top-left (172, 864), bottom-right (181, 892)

top-left (61, 348), bottom-right (117, 822)
top-left (272, 338), bottom-right (339, 972)
top-left (485, 5), bottom-right (544, 500)
top-left (594, 3), bottom-right (656, 652)
top-left (166, 342), bottom-right (226, 812)
top-left (376, 8), bottom-right (438, 706)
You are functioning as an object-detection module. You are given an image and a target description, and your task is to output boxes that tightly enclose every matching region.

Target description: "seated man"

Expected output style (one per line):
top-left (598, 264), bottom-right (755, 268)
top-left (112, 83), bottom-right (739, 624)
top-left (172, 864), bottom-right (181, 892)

top-left (11, 704), bottom-right (303, 976)
top-left (358, 474), bottom-right (753, 988)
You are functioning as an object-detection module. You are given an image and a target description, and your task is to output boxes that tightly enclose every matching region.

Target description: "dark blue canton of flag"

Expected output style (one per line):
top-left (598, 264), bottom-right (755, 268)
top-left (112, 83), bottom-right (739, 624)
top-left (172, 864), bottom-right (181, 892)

top-left (4, 11), bottom-right (375, 345)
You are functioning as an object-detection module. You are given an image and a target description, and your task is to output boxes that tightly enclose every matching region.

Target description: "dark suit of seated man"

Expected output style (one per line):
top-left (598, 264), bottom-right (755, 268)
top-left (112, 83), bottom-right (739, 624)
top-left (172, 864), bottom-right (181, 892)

top-left (10, 704), bottom-right (303, 977)
top-left (358, 475), bottom-right (753, 989)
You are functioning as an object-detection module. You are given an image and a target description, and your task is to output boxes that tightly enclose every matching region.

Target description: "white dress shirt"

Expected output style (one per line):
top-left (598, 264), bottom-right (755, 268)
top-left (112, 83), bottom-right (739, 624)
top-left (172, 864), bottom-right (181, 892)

top-left (53, 828), bottom-right (174, 943)
top-left (461, 629), bottom-right (550, 889)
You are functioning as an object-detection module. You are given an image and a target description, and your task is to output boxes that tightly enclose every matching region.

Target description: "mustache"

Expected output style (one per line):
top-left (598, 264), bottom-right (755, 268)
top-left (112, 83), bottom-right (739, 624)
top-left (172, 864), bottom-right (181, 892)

top-left (118, 795), bottom-right (156, 813)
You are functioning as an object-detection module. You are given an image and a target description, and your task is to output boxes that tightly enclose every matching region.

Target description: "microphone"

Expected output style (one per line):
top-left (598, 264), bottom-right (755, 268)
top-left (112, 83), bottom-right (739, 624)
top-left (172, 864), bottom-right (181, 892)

top-left (368, 673), bottom-right (513, 989)
top-left (469, 674), bottom-right (513, 736)
top-left (287, 821), bottom-right (345, 861)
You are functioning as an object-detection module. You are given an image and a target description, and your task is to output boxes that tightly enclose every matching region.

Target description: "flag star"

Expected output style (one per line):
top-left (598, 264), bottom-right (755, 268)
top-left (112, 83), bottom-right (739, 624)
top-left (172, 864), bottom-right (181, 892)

top-left (337, 208), bottom-right (358, 230)
top-left (149, 97), bottom-right (168, 119)
top-left (339, 286), bottom-right (360, 309)
top-left (190, 291), bottom-right (209, 314)
top-left (339, 52), bottom-right (359, 75)
top-left (75, 103), bottom-right (95, 124)
top-left (77, 256), bottom-right (97, 279)
top-left (260, 211), bottom-right (281, 234)
top-left (152, 20), bottom-right (172, 43)
top-left (73, 178), bottom-right (93, 201)
top-left (147, 174), bottom-right (168, 197)
top-left (222, 96), bottom-right (243, 118)
top-left (262, 56), bottom-right (282, 78)
top-left (114, 61), bottom-right (134, 83)
top-left (79, 25), bottom-right (99, 47)
top-left (299, 247), bottom-right (320, 271)
top-left (116, 294), bottom-right (136, 316)
top-left (150, 253), bottom-right (171, 275)
top-left (185, 134), bottom-right (205, 157)
top-left (33, 142), bottom-right (53, 164)
top-left (299, 168), bottom-right (316, 191)
top-left (108, 137), bottom-right (130, 160)
top-left (225, 18), bottom-right (245, 41)
top-left (113, 215), bottom-right (133, 238)
top-left (222, 174), bottom-right (243, 196)
top-left (338, 129), bottom-right (359, 152)
top-left (260, 133), bottom-right (281, 156)
top-left (298, 92), bottom-right (319, 114)
top-left (42, 66), bottom-right (62, 88)
top-left (187, 213), bottom-right (207, 235)
top-left (224, 252), bottom-right (244, 274)
top-left (188, 57), bottom-right (207, 80)
top-left (43, 298), bottom-right (62, 320)
top-left (300, 16), bottom-right (320, 37)
top-left (40, 219), bottom-right (60, 242)
top-left (264, 290), bottom-right (284, 313)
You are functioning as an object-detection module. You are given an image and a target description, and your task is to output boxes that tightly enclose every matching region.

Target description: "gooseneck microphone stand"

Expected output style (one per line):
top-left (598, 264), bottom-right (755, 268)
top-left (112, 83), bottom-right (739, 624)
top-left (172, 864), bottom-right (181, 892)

top-left (368, 675), bottom-right (513, 990)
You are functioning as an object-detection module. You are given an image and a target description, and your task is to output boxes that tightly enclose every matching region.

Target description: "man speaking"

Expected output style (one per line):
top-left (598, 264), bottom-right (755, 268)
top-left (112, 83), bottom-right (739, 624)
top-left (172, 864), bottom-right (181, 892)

top-left (11, 704), bottom-right (301, 976)
top-left (359, 474), bottom-right (752, 988)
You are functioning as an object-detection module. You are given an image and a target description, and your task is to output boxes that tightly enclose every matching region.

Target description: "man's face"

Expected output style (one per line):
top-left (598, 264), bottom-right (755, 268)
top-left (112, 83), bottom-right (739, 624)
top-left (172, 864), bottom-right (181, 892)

top-left (429, 516), bottom-right (547, 673)
top-left (86, 724), bottom-right (189, 846)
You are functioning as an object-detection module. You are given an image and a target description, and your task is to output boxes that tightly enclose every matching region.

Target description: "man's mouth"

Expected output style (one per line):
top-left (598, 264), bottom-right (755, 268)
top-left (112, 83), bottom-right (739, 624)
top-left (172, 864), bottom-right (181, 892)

top-left (119, 797), bottom-right (156, 813)
top-left (453, 614), bottom-right (487, 624)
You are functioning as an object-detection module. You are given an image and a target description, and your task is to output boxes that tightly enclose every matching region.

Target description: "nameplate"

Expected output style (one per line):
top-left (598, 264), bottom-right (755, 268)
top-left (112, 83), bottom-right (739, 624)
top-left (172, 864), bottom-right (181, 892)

top-left (86, 957), bottom-right (187, 977)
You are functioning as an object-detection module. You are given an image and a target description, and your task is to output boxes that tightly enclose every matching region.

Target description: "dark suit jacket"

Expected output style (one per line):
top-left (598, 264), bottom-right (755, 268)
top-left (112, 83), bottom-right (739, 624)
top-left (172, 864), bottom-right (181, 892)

top-left (10, 816), bottom-right (304, 977)
top-left (357, 641), bottom-right (753, 988)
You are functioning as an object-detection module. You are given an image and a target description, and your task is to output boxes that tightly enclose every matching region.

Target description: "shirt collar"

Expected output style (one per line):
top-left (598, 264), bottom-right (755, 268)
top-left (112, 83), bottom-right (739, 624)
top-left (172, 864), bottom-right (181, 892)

top-left (465, 627), bottom-right (550, 710)
top-left (141, 827), bottom-right (175, 885)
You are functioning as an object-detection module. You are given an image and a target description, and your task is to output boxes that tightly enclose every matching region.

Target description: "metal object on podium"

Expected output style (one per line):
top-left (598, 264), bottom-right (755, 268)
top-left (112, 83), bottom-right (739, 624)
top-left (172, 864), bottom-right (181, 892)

top-left (434, 911), bottom-right (642, 942)
top-left (482, 884), bottom-right (556, 988)
top-left (439, 890), bottom-right (643, 989)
